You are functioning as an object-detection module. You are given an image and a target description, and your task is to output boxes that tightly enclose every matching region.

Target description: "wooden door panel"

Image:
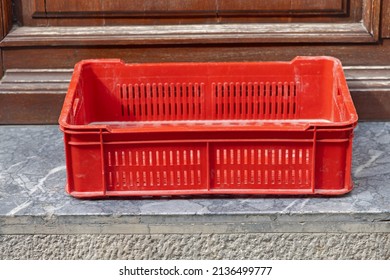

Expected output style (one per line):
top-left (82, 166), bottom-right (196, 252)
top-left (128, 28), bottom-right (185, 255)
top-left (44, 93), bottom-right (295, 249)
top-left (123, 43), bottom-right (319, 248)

top-left (25, 0), bottom-right (364, 25)
top-left (43, 0), bottom-right (347, 15)
top-left (382, 0), bottom-right (390, 38)
top-left (218, 0), bottom-right (346, 14)
top-left (44, 0), bottom-right (215, 14)
top-left (44, 0), bottom-right (215, 17)
top-left (0, 0), bottom-right (12, 38)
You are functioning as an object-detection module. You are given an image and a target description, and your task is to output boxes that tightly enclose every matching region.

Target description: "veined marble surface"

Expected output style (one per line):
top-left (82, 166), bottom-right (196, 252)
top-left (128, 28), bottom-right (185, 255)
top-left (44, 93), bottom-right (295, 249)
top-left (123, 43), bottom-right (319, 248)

top-left (0, 123), bottom-right (389, 234)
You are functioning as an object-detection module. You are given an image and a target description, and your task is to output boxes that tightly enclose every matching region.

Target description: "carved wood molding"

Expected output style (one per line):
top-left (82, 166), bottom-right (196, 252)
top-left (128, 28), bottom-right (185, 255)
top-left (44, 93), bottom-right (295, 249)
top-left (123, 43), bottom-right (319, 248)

top-left (0, 69), bottom-right (71, 124)
top-left (0, 68), bottom-right (72, 93)
top-left (345, 65), bottom-right (390, 121)
top-left (0, 22), bottom-right (379, 47)
top-left (344, 66), bottom-right (390, 91)
top-left (0, 66), bottom-right (389, 123)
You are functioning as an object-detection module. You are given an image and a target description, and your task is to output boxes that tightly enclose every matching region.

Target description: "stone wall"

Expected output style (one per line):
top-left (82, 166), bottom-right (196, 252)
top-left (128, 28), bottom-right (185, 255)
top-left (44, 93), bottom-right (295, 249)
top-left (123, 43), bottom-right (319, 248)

top-left (1, 233), bottom-right (389, 260)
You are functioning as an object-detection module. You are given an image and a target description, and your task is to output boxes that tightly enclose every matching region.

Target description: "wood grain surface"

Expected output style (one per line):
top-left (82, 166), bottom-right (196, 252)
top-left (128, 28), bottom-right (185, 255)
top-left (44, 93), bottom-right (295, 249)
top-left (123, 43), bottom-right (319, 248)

top-left (0, 0), bottom-right (388, 123)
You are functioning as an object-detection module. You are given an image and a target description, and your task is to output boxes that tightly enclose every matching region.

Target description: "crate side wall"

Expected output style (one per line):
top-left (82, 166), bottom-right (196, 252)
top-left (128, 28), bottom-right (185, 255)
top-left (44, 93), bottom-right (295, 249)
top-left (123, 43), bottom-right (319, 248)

top-left (315, 141), bottom-right (349, 191)
top-left (65, 132), bottom-right (105, 194)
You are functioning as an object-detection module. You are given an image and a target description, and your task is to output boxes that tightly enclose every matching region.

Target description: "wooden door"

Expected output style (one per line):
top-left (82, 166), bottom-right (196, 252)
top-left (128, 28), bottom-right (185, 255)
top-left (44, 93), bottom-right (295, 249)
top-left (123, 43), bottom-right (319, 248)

top-left (0, 0), bottom-right (389, 123)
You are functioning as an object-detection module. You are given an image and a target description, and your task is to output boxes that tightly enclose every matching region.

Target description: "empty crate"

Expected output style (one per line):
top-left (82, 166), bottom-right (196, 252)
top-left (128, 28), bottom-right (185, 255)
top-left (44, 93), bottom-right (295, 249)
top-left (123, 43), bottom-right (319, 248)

top-left (59, 56), bottom-right (358, 198)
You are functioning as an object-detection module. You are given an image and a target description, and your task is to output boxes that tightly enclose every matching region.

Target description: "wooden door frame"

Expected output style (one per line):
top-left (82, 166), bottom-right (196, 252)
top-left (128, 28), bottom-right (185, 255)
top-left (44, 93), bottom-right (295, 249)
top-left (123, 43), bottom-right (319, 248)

top-left (2, 0), bottom-right (382, 46)
top-left (0, 0), bottom-right (389, 123)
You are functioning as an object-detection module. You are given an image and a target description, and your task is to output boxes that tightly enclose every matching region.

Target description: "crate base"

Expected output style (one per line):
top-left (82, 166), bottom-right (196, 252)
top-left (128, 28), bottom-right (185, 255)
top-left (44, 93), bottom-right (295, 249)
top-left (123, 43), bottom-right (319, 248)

top-left (67, 185), bottom-right (353, 198)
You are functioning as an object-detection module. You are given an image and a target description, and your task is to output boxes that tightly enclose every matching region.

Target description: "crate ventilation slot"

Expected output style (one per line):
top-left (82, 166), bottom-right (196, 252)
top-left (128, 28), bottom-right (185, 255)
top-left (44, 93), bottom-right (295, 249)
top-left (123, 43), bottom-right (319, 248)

top-left (117, 81), bottom-right (299, 121)
top-left (106, 147), bottom-right (204, 191)
top-left (213, 146), bottom-right (311, 188)
top-left (117, 83), bottom-right (204, 121)
top-left (212, 81), bottom-right (299, 120)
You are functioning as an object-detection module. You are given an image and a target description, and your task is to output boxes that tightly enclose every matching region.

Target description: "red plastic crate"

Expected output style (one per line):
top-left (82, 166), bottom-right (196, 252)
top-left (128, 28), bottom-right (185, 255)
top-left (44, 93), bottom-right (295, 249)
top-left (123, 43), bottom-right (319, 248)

top-left (59, 56), bottom-right (358, 198)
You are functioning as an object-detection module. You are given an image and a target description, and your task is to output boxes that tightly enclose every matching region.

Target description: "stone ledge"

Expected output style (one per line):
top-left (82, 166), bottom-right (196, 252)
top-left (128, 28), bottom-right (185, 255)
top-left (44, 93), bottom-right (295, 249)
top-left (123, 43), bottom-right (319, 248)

top-left (0, 123), bottom-right (389, 234)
